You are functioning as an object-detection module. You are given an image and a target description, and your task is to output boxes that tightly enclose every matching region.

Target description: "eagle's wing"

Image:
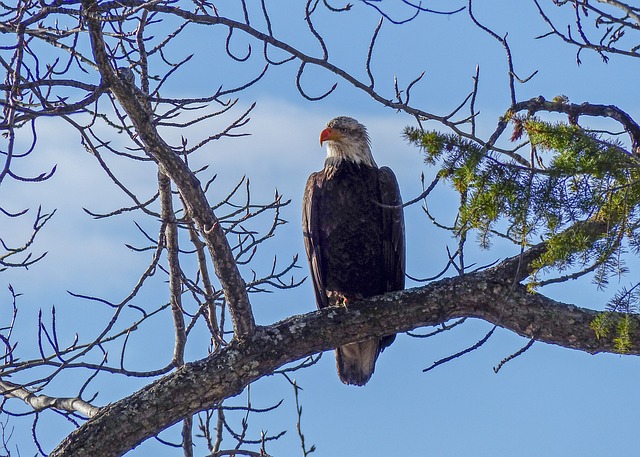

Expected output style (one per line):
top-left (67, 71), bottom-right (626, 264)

top-left (378, 166), bottom-right (406, 292)
top-left (377, 166), bottom-right (405, 352)
top-left (302, 171), bottom-right (328, 309)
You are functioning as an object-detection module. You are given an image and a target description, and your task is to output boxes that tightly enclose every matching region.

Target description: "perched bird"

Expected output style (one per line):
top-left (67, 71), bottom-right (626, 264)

top-left (302, 116), bottom-right (405, 386)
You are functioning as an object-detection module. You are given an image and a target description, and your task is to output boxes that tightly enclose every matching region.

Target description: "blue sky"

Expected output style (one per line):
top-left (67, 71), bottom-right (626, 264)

top-left (2, 0), bottom-right (640, 455)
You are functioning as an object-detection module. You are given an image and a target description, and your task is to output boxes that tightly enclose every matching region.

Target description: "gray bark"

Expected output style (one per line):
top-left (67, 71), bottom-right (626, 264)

top-left (50, 252), bottom-right (638, 456)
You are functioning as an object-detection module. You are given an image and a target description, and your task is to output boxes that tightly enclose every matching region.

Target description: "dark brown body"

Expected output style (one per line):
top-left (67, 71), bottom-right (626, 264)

top-left (303, 159), bottom-right (405, 385)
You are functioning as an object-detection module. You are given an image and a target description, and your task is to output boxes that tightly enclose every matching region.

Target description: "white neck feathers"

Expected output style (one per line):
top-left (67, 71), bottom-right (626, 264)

top-left (325, 141), bottom-right (377, 168)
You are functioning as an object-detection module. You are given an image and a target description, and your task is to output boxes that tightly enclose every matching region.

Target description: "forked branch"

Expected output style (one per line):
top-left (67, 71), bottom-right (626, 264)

top-left (81, 0), bottom-right (256, 338)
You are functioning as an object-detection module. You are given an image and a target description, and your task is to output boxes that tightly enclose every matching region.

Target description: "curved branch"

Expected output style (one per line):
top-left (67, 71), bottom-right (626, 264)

top-left (511, 96), bottom-right (640, 153)
top-left (141, 4), bottom-right (523, 157)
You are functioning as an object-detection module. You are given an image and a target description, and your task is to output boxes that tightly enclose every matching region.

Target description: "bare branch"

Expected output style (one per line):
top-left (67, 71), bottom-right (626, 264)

top-left (0, 380), bottom-right (99, 418)
top-left (158, 170), bottom-right (187, 367)
top-left (82, 0), bottom-right (256, 337)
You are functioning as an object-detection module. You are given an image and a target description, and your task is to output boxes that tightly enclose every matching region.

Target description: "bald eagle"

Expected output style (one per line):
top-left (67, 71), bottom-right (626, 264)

top-left (302, 116), bottom-right (405, 386)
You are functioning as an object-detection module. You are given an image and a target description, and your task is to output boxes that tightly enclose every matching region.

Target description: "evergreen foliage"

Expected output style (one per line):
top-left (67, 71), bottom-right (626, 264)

top-left (405, 117), bottom-right (640, 339)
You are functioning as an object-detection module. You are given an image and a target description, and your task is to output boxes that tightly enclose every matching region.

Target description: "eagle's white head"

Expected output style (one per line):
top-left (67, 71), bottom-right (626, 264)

top-left (320, 116), bottom-right (377, 168)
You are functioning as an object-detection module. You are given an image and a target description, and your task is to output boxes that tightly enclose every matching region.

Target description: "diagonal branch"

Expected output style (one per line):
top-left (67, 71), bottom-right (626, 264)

top-left (0, 380), bottom-right (99, 418)
top-left (81, 0), bottom-right (255, 337)
top-left (596, 0), bottom-right (640, 26)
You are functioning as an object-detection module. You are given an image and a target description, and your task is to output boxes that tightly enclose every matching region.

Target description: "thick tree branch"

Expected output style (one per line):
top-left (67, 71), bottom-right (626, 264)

top-left (50, 262), bottom-right (638, 456)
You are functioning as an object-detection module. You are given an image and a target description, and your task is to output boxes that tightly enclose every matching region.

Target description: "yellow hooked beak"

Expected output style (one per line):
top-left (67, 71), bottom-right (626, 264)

top-left (320, 127), bottom-right (343, 145)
